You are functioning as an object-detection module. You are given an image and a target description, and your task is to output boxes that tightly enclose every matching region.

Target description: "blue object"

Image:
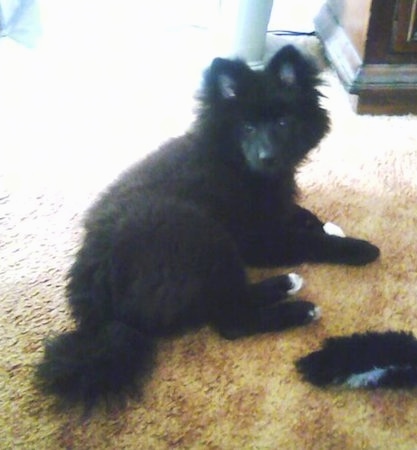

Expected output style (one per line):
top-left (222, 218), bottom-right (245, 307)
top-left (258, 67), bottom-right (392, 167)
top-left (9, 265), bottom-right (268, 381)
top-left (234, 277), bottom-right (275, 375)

top-left (0, 0), bottom-right (41, 48)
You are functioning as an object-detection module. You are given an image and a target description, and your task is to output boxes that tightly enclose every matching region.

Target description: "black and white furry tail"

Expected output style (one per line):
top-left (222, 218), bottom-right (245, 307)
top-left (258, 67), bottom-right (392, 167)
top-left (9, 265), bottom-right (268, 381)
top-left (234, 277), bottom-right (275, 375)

top-left (296, 331), bottom-right (417, 389)
top-left (35, 321), bottom-right (156, 411)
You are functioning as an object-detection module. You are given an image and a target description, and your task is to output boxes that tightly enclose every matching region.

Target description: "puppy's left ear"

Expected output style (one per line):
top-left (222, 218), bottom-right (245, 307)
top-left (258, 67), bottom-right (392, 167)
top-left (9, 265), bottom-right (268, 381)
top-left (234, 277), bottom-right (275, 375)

top-left (218, 73), bottom-right (237, 99)
top-left (266, 45), bottom-right (318, 87)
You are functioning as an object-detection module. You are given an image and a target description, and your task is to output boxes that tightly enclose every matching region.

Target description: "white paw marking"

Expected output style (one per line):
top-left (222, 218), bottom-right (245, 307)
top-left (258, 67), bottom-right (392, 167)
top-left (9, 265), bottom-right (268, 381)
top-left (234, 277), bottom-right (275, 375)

top-left (309, 306), bottom-right (322, 321)
top-left (323, 222), bottom-right (346, 238)
top-left (287, 273), bottom-right (304, 295)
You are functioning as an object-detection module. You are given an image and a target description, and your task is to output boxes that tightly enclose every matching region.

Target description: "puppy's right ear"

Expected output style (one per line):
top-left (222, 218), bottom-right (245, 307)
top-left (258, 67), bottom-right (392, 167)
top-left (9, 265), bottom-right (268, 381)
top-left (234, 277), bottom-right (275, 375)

top-left (203, 57), bottom-right (249, 101)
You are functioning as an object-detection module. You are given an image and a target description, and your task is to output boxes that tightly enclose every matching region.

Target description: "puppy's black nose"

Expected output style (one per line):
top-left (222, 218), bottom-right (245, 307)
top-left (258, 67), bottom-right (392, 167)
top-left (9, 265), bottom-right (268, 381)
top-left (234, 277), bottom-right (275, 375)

top-left (259, 151), bottom-right (276, 166)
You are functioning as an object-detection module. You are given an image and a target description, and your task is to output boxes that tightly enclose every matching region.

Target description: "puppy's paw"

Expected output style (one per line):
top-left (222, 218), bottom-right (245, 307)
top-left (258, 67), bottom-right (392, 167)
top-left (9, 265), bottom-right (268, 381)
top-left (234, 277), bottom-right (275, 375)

top-left (287, 273), bottom-right (304, 295)
top-left (309, 306), bottom-right (322, 322)
top-left (323, 222), bottom-right (346, 238)
top-left (283, 301), bottom-right (322, 326)
top-left (340, 238), bottom-right (380, 265)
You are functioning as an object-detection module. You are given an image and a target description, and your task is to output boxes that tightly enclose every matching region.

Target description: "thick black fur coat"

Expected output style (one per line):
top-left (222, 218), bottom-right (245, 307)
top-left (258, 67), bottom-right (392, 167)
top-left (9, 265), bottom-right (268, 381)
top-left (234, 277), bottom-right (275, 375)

top-left (36, 46), bottom-right (380, 410)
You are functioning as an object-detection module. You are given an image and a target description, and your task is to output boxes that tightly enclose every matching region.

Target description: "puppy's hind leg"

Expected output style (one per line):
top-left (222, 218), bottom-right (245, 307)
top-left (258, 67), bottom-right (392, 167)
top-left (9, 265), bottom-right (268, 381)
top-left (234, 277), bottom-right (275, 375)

top-left (212, 273), bottom-right (319, 340)
top-left (216, 300), bottom-right (321, 340)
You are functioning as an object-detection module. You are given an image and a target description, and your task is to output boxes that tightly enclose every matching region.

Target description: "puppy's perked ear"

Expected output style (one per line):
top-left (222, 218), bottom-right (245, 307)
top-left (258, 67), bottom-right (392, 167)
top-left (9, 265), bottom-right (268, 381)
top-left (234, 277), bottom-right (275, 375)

top-left (218, 74), bottom-right (237, 99)
top-left (203, 57), bottom-right (251, 101)
top-left (266, 45), bottom-right (319, 88)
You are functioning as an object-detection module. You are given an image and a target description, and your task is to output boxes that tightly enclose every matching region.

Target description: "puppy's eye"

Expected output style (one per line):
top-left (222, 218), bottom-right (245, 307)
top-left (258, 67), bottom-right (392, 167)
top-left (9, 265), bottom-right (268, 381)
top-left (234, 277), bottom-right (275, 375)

top-left (277, 117), bottom-right (288, 127)
top-left (243, 123), bottom-right (256, 134)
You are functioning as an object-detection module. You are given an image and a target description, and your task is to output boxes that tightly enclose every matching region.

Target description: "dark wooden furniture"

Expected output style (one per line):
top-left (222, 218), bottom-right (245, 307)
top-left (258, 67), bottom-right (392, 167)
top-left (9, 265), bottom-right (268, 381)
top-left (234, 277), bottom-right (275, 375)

top-left (315, 0), bottom-right (417, 114)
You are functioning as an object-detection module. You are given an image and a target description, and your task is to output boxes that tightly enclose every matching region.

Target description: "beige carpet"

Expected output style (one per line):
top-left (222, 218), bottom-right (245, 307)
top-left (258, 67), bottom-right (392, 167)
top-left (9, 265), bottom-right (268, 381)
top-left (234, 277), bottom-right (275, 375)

top-left (2, 55), bottom-right (417, 448)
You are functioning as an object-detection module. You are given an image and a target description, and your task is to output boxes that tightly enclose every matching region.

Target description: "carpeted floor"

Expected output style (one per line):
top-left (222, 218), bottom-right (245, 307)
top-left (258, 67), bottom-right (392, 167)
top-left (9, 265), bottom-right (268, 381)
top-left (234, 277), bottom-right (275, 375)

top-left (2, 36), bottom-right (417, 448)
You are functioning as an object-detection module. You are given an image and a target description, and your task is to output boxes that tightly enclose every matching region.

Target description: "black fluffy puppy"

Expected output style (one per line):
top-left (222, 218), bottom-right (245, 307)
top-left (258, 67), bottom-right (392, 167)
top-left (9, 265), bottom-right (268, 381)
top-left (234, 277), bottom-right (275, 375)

top-left (36, 45), bottom-right (380, 410)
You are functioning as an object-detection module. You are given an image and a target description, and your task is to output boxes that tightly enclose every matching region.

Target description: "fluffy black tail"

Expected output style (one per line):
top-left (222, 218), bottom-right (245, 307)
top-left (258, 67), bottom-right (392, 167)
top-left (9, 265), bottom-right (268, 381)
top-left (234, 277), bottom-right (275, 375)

top-left (296, 331), bottom-right (417, 389)
top-left (35, 321), bottom-right (156, 411)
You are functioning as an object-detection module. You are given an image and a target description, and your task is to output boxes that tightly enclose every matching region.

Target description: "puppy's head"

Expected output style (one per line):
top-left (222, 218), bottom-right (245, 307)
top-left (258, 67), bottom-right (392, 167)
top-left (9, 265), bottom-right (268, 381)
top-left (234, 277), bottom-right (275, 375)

top-left (198, 45), bottom-right (330, 176)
